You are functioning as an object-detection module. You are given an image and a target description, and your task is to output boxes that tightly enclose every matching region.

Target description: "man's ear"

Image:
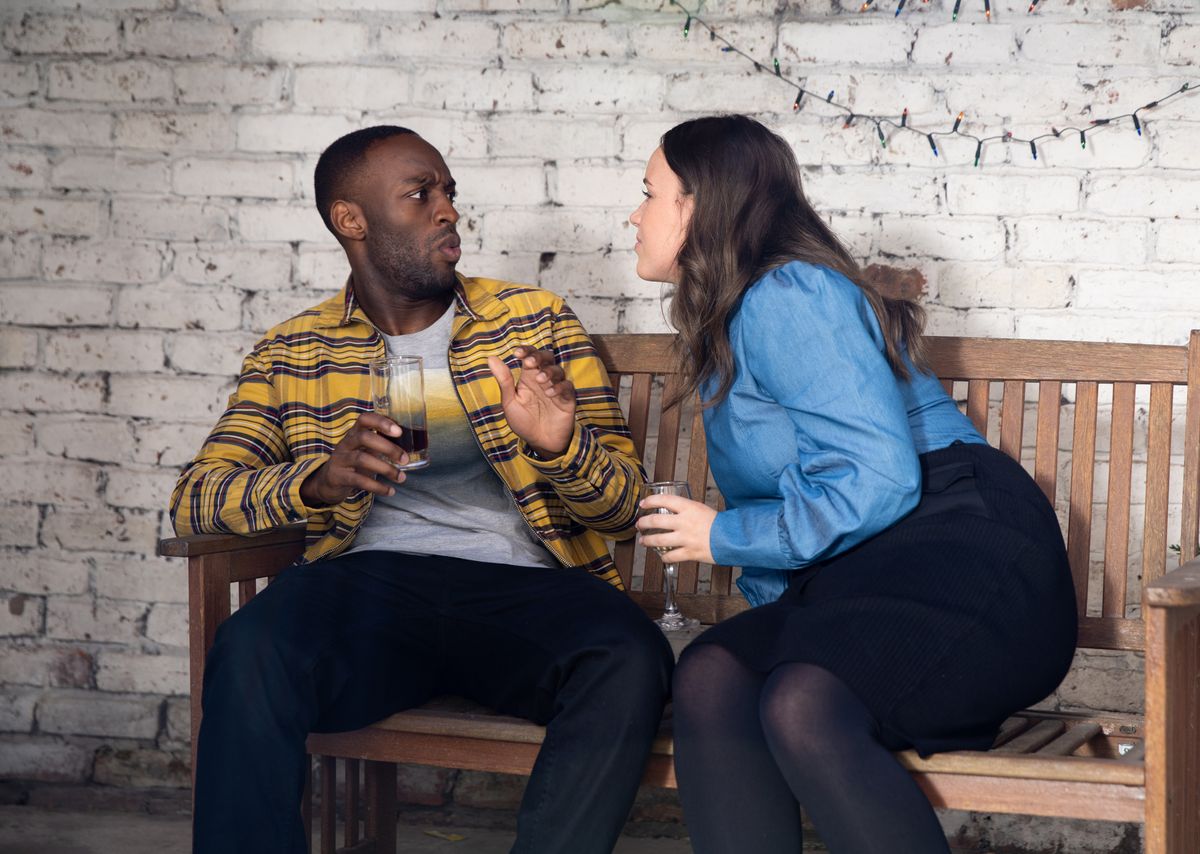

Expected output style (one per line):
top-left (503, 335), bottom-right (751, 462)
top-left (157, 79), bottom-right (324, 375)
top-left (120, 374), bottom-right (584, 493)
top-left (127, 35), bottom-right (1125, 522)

top-left (330, 200), bottom-right (366, 242)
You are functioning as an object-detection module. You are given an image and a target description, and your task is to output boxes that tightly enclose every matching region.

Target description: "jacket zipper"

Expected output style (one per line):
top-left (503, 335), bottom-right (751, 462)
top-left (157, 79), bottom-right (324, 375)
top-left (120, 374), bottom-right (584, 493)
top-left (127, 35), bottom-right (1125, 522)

top-left (446, 340), bottom-right (570, 568)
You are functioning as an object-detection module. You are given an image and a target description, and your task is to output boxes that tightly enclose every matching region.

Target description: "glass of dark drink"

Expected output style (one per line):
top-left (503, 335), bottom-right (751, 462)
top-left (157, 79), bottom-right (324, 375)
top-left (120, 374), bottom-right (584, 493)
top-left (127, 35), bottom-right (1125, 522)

top-left (643, 480), bottom-right (699, 632)
top-left (368, 355), bottom-right (430, 471)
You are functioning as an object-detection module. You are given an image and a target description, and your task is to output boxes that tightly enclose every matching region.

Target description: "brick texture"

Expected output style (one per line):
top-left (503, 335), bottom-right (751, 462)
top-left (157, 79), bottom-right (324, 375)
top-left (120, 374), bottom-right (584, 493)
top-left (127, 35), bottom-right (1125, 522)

top-left (0, 2), bottom-right (1194, 849)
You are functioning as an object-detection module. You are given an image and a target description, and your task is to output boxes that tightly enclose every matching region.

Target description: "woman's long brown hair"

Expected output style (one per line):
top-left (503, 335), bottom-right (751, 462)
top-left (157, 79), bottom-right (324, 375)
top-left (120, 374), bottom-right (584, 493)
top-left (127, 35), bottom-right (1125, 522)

top-left (660, 114), bottom-right (927, 408)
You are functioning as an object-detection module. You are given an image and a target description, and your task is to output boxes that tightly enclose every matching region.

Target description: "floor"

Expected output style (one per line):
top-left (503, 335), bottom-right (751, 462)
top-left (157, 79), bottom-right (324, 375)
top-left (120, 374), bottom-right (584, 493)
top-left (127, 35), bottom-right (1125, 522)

top-left (0, 806), bottom-right (694, 854)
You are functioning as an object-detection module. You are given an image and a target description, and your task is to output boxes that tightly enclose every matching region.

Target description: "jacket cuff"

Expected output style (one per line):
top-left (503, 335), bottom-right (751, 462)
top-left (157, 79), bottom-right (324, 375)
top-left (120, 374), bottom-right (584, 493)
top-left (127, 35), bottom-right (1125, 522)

top-left (710, 503), bottom-right (793, 570)
top-left (278, 457), bottom-right (330, 524)
top-left (521, 423), bottom-right (598, 482)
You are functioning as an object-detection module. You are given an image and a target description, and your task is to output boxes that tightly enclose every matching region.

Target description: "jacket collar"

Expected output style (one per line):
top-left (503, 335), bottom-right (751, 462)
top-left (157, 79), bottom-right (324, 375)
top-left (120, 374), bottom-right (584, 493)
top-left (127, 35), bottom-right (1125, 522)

top-left (313, 273), bottom-right (508, 331)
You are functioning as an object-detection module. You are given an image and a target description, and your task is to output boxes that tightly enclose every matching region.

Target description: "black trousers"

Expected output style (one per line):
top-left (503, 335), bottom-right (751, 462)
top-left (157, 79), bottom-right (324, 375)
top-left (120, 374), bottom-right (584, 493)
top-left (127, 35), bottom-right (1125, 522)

top-left (192, 550), bottom-right (675, 854)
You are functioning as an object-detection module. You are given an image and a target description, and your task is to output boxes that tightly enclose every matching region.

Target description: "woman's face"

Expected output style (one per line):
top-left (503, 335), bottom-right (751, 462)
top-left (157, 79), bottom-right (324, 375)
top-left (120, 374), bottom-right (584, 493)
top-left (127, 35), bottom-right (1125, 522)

top-left (629, 147), bottom-right (692, 284)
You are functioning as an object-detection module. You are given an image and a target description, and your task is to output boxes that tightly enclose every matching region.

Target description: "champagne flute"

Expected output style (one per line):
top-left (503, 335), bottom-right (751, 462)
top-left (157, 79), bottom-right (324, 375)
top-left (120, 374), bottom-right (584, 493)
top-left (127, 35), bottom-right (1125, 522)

top-left (644, 480), bottom-right (699, 632)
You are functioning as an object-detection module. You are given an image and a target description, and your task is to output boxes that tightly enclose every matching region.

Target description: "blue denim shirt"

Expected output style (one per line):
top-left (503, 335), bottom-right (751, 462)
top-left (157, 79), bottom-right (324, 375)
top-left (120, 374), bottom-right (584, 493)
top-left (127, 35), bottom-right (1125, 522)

top-left (703, 261), bottom-right (986, 607)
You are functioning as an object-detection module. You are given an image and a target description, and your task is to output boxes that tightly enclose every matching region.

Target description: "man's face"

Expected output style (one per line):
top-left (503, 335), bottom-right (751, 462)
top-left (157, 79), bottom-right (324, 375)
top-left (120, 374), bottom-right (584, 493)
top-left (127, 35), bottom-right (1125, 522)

top-left (356, 135), bottom-right (462, 300)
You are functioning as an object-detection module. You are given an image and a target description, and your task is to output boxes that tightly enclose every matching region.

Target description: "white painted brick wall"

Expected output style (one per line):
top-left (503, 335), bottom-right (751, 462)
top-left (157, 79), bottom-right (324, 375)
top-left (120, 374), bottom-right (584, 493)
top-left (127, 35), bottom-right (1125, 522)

top-left (0, 2), bottom-right (1196, 846)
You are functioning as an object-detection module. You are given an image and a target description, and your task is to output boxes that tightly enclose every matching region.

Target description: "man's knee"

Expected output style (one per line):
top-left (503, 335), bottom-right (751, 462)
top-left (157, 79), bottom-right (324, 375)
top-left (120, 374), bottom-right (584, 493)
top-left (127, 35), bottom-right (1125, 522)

top-left (203, 601), bottom-right (305, 717)
top-left (577, 613), bottom-right (674, 709)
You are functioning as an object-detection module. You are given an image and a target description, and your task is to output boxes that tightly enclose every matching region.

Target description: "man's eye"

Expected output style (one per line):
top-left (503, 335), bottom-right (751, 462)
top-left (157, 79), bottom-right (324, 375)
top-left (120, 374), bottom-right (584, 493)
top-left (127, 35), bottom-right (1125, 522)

top-left (447, 191), bottom-right (458, 202)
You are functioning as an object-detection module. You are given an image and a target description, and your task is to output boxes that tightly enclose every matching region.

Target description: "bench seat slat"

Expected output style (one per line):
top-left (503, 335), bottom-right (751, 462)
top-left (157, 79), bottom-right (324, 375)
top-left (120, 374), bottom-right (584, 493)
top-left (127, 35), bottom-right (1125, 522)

top-left (991, 716), bottom-right (1032, 748)
top-left (995, 719), bottom-right (1066, 754)
top-left (1036, 722), bottom-right (1103, 757)
top-left (322, 699), bottom-right (1145, 789)
top-left (915, 773), bottom-right (1144, 822)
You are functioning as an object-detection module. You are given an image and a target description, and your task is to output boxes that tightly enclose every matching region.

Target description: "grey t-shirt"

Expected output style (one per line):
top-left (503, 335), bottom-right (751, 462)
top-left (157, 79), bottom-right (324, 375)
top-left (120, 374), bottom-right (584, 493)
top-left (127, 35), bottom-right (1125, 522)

top-left (346, 303), bottom-right (558, 569)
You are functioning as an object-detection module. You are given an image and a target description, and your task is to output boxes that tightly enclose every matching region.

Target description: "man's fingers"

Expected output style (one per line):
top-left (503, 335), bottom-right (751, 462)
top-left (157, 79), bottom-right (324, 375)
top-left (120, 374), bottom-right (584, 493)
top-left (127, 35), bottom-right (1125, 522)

top-left (487, 355), bottom-right (516, 405)
top-left (348, 448), bottom-right (409, 480)
top-left (343, 471), bottom-right (399, 497)
top-left (352, 428), bottom-right (407, 465)
top-left (357, 411), bottom-right (402, 437)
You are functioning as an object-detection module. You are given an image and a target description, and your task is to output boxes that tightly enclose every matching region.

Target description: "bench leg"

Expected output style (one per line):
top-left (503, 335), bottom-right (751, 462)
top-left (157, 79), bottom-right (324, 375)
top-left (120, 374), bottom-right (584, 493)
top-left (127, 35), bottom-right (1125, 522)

top-left (1145, 604), bottom-right (1200, 854)
top-left (364, 760), bottom-right (397, 854)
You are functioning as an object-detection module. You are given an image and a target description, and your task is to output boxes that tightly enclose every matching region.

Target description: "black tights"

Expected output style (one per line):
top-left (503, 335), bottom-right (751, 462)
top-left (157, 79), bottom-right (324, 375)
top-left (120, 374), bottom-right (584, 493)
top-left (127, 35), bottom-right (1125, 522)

top-left (672, 644), bottom-right (950, 854)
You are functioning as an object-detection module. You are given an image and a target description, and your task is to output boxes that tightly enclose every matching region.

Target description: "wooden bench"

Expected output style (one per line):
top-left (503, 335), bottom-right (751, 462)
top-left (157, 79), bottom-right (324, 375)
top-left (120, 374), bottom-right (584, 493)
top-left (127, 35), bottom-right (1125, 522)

top-left (159, 331), bottom-right (1200, 853)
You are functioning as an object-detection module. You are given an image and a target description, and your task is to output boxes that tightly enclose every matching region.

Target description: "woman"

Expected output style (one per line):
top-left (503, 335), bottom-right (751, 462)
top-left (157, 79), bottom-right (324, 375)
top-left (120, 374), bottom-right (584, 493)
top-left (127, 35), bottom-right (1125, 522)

top-left (631, 115), bottom-right (1077, 853)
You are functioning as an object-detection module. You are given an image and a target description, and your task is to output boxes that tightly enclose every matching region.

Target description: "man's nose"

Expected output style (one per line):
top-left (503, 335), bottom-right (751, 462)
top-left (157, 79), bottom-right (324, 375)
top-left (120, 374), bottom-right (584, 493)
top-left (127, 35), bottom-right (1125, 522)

top-left (435, 194), bottom-right (458, 225)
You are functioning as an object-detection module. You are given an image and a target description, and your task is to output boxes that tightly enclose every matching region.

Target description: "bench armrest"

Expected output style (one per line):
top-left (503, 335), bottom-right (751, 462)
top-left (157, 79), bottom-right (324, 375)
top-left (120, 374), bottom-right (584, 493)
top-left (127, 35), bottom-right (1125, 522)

top-left (1144, 558), bottom-right (1200, 609)
top-left (1144, 559), bottom-right (1200, 845)
top-left (167, 524), bottom-right (308, 779)
top-left (157, 523), bottom-right (307, 558)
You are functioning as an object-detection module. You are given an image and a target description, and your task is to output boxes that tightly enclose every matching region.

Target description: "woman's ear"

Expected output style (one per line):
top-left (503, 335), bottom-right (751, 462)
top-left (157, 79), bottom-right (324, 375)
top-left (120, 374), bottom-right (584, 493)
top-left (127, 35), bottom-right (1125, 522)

top-left (677, 193), bottom-right (695, 233)
top-left (330, 200), bottom-right (366, 242)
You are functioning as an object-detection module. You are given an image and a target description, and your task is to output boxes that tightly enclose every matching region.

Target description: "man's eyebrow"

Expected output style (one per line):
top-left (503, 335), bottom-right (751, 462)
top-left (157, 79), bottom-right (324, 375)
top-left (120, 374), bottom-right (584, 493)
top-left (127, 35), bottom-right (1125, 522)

top-left (399, 173), bottom-right (436, 188)
top-left (397, 175), bottom-right (456, 192)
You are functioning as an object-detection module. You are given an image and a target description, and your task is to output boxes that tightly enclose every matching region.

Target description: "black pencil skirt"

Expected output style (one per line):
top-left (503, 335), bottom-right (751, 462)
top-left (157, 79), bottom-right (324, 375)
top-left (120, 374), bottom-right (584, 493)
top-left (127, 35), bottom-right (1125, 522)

top-left (691, 441), bottom-right (1079, 757)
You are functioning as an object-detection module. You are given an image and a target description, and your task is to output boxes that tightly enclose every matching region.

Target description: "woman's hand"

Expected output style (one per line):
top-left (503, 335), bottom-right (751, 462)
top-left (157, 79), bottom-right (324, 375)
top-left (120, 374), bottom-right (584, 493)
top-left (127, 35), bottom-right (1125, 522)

top-left (487, 346), bottom-right (576, 459)
top-left (637, 494), bottom-right (717, 565)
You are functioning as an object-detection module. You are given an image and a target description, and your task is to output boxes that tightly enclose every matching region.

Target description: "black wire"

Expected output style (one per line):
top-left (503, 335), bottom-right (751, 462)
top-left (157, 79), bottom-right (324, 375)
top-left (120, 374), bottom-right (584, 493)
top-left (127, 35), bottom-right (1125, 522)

top-left (667, 0), bottom-right (1197, 160)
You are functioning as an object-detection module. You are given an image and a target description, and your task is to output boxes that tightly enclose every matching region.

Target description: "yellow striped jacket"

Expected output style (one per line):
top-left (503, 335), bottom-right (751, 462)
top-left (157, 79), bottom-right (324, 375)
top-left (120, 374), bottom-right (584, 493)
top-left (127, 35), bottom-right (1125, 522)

top-left (169, 275), bottom-right (646, 586)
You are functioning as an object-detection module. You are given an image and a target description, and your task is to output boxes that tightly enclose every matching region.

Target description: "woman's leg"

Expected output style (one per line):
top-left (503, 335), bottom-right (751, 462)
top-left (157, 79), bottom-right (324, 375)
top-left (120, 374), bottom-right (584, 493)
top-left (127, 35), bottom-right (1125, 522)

top-left (758, 662), bottom-right (949, 854)
top-left (672, 644), bottom-right (804, 854)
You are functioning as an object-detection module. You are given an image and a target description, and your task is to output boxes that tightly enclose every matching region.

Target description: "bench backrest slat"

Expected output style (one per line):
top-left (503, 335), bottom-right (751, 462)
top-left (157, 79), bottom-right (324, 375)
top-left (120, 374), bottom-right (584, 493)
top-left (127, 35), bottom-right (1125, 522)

top-left (1103, 382), bottom-right (1137, 619)
top-left (593, 332), bottom-right (1200, 653)
top-left (1034, 380), bottom-right (1063, 504)
top-left (1068, 381), bottom-right (1100, 618)
top-left (1141, 382), bottom-right (1174, 591)
top-left (999, 380), bottom-right (1025, 461)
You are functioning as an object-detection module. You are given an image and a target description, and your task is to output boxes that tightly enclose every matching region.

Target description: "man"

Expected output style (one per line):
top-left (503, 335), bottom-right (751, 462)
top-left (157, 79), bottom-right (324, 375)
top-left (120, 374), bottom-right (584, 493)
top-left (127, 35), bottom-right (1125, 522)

top-left (170, 125), bottom-right (673, 854)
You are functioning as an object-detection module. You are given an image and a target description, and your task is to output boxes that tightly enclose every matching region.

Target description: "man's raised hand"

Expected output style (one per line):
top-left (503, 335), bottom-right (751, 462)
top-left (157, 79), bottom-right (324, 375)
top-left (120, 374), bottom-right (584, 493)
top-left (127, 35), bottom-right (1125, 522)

top-left (487, 346), bottom-right (576, 460)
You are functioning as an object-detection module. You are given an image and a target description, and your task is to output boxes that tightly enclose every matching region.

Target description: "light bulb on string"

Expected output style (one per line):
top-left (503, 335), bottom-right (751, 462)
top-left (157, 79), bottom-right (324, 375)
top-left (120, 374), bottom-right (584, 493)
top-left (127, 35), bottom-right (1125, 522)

top-left (663, 2), bottom-right (1197, 172)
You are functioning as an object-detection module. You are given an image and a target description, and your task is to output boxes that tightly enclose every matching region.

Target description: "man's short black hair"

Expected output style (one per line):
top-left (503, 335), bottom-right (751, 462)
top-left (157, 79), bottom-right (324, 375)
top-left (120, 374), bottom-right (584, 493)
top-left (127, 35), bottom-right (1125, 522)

top-left (314, 125), bottom-right (417, 237)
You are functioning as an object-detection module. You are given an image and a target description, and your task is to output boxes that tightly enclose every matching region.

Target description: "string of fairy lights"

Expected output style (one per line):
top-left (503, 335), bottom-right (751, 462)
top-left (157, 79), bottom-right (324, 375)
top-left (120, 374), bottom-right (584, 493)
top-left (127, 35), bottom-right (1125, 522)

top-left (860, 0), bottom-right (1031, 21)
top-left (669, 0), bottom-right (1197, 167)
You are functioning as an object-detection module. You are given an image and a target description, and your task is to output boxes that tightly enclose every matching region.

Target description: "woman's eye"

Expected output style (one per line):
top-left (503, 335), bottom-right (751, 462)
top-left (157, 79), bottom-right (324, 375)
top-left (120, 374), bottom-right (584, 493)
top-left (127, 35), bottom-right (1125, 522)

top-left (642, 190), bottom-right (650, 199)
